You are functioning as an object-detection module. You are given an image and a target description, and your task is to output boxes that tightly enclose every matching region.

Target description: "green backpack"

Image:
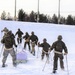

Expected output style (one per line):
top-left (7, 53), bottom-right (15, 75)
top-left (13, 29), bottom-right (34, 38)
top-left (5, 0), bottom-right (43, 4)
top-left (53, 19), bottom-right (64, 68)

top-left (56, 41), bottom-right (63, 50)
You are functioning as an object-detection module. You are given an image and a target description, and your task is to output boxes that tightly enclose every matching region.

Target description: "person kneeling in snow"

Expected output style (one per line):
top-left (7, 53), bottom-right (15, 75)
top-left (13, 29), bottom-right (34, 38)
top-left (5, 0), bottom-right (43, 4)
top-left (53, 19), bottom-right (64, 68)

top-left (38, 38), bottom-right (51, 60)
top-left (1, 31), bottom-right (17, 67)
top-left (50, 35), bottom-right (68, 73)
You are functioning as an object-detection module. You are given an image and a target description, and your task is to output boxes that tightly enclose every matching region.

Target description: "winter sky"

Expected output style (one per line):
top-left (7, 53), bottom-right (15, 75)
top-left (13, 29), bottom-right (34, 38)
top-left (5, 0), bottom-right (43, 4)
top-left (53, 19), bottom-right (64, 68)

top-left (0, 0), bottom-right (75, 17)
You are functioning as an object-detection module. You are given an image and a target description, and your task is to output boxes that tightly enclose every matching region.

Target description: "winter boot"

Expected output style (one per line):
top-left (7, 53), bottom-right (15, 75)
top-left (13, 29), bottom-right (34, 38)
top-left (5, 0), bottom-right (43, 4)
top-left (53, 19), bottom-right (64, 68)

top-left (29, 49), bottom-right (31, 52)
top-left (13, 62), bottom-right (17, 67)
top-left (61, 67), bottom-right (65, 71)
top-left (52, 70), bottom-right (56, 73)
top-left (33, 51), bottom-right (35, 56)
top-left (41, 55), bottom-right (44, 60)
top-left (2, 63), bottom-right (5, 67)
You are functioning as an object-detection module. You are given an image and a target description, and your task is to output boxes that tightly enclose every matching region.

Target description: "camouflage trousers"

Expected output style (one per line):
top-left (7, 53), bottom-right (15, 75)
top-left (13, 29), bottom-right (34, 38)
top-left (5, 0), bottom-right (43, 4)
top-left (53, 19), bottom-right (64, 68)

top-left (17, 37), bottom-right (22, 44)
top-left (31, 42), bottom-right (35, 55)
top-left (53, 53), bottom-right (64, 70)
top-left (2, 48), bottom-right (16, 65)
top-left (24, 42), bottom-right (31, 50)
top-left (41, 50), bottom-right (49, 60)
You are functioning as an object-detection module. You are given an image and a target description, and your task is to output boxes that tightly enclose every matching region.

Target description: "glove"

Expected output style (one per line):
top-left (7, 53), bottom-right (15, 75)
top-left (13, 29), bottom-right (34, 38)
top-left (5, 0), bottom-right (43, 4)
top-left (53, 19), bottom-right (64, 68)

top-left (35, 41), bottom-right (37, 45)
top-left (38, 42), bottom-right (40, 46)
top-left (48, 48), bottom-right (51, 52)
top-left (64, 52), bottom-right (68, 55)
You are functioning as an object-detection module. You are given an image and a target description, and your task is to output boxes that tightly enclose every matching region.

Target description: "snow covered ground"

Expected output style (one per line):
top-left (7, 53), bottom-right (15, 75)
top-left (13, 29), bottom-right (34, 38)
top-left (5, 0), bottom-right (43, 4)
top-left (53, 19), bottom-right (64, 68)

top-left (0, 20), bottom-right (75, 75)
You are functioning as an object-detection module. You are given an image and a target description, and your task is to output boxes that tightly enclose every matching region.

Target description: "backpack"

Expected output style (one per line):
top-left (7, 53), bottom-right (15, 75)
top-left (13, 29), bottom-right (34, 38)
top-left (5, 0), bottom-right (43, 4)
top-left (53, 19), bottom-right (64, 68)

top-left (5, 34), bottom-right (14, 48)
top-left (56, 41), bottom-right (63, 50)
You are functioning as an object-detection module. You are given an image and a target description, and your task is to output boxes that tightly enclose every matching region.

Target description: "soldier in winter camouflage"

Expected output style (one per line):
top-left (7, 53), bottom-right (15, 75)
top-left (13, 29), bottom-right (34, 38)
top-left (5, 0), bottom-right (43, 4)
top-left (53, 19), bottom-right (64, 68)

top-left (15, 28), bottom-right (23, 44)
top-left (23, 32), bottom-right (31, 51)
top-left (30, 31), bottom-right (38, 56)
top-left (1, 27), bottom-right (9, 38)
top-left (38, 38), bottom-right (50, 60)
top-left (50, 35), bottom-right (68, 73)
top-left (1, 31), bottom-right (17, 67)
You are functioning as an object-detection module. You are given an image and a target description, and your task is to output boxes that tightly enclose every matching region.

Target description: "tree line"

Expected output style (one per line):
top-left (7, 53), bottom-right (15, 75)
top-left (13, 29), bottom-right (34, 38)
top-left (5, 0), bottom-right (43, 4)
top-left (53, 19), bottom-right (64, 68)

top-left (1, 9), bottom-right (75, 25)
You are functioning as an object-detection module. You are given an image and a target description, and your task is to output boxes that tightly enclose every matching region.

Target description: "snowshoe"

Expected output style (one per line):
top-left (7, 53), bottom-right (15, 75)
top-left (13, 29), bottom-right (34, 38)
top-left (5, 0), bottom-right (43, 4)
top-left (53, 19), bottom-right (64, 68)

top-left (52, 70), bottom-right (56, 74)
top-left (13, 62), bottom-right (17, 67)
top-left (61, 67), bottom-right (65, 71)
top-left (2, 63), bottom-right (7, 67)
top-left (2, 64), bottom-right (5, 67)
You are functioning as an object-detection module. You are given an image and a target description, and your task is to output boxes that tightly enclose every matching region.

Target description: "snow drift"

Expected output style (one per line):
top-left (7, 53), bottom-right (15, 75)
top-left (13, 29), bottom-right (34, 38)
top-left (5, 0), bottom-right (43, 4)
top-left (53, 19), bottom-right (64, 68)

top-left (0, 20), bottom-right (75, 75)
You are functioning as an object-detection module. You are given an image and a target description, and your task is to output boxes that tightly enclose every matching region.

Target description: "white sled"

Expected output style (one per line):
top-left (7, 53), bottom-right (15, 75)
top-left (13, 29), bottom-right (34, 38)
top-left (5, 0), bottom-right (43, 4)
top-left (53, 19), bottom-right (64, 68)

top-left (16, 51), bottom-right (28, 64)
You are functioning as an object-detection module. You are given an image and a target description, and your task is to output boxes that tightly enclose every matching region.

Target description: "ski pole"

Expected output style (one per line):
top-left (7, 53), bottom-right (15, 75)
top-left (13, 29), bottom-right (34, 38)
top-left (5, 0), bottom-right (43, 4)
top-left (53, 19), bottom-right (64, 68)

top-left (0, 32), bottom-right (2, 45)
top-left (42, 56), bottom-right (49, 71)
top-left (14, 47), bottom-right (18, 67)
top-left (65, 55), bottom-right (69, 75)
top-left (0, 44), bottom-right (4, 57)
top-left (42, 52), bottom-right (50, 71)
top-left (37, 46), bottom-right (39, 58)
top-left (0, 31), bottom-right (2, 39)
top-left (15, 46), bottom-right (17, 54)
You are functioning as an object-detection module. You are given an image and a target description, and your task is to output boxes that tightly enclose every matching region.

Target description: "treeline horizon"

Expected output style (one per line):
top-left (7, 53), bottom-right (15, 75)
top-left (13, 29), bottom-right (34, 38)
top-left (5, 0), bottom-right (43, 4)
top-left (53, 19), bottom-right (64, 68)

top-left (1, 9), bottom-right (75, 25)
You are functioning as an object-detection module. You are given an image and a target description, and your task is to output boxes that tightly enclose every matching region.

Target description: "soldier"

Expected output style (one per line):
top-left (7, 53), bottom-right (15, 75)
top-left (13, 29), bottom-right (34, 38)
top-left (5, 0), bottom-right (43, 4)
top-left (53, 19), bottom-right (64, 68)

top-left (1, 31), bottom-right (17, 67)
top-left (23, 32), bottom-right (31, 51)
top-left (50, 35), bottom-right (68, 73)
top-left (30, 31), bottom-right (38, 56)
top-left (38, 38), bottom-right (50, 60)
top-left (15, 28), bottom-right (23, 44)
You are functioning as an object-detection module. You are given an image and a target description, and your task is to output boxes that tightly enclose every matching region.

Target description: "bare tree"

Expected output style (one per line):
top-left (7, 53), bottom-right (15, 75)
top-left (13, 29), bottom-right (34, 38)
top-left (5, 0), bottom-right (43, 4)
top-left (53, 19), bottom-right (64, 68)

top-left (1, 11), bottom-right (6, 20)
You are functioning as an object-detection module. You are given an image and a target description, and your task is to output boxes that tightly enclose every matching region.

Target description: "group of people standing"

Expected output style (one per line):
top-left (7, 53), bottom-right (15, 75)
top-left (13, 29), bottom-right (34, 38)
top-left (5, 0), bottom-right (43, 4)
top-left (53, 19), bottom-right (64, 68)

top-left (0, 27), bottom-right (68, 74)
top-left (0, 27), bottom-right (38, 66)
top-left (15, 28), bottom-right (38, 56)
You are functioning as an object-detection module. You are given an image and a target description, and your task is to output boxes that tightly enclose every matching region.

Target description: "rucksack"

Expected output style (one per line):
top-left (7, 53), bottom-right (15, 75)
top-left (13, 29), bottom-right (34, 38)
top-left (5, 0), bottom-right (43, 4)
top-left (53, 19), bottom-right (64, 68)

top-left (5, 35), bottom-right (14, 48)
top-left (56, 41), bottom-right (63, 50)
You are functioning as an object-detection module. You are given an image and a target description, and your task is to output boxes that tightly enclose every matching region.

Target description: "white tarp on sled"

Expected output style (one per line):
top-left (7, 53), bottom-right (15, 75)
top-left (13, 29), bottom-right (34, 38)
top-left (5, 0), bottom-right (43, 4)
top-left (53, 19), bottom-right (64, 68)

top-left (16, 51), bottom-right (27, 63)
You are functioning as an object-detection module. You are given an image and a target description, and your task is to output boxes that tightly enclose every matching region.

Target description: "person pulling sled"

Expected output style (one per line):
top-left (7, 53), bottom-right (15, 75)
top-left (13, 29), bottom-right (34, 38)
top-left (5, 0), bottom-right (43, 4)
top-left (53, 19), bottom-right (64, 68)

top-left (1, 31), bottom-right (17, 67)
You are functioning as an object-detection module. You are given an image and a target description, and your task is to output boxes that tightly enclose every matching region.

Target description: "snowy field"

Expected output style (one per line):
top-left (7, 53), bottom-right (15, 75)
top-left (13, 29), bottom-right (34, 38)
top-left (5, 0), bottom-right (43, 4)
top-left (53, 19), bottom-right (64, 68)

top-left (0, 20), bottom-right (75, 75)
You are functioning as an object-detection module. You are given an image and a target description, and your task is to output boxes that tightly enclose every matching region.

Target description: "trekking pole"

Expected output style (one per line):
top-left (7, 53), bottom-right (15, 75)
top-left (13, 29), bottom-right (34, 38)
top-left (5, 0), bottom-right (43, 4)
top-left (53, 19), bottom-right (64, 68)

top-left (0, 44), bottom-right (4, 57)
top-left (15, 46), bottom-right (17, 54)
top-left (37, 46), bottom-right (39, 58)
top-left (42, 56), bottom-right (49, 71)
top-left (65, 55), bottom-right (69, 75)
top-left (42, 59), bottom-right (47, 71)
top-left (42, 52), bottom-right (50, 71)
top-left (0, 31), bottom-right (2, 39)
top-left (0, 32), bottom-right (2, 45)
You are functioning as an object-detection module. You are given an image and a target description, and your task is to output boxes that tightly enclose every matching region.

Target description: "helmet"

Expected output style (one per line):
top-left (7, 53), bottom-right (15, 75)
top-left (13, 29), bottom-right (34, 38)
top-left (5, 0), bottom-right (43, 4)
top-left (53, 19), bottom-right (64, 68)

top-left (18, 28), bottom-right (20, 31)
top-left (58, 35), bottom-right (62, 40)
top-left (31, 31), bottom-right (34, 35)
top-left (26, 32), bottom-right (28, 35)
top-left (43, 38), bottom-right (47, 42)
